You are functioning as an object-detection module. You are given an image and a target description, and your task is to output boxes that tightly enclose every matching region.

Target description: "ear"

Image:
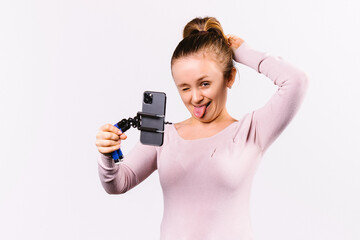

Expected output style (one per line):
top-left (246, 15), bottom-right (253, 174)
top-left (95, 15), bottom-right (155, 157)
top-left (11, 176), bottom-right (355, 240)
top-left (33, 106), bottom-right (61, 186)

top-left (226, 67), bottom-right (237, 88)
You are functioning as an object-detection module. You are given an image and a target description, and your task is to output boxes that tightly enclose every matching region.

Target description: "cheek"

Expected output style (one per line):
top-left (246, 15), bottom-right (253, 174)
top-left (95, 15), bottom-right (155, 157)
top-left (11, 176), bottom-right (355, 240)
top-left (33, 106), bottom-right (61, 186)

top-left (209, 88), bottom-right (228, 107)
top-left (208, 86), bottom-right (225, 100)
top-left (178, 92), bottom-right (190, 104)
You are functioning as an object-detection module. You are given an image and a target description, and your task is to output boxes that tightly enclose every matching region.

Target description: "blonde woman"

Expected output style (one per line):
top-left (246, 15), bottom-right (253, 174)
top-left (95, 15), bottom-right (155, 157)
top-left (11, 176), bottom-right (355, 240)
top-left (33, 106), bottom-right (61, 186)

top-left (95, 16), bottom-right (309, 239)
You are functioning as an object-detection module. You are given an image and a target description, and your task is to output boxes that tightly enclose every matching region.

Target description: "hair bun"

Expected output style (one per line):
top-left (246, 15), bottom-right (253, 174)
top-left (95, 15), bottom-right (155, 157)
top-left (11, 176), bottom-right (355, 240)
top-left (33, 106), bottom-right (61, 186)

top-left (183, 17), bottom-right (227, 41)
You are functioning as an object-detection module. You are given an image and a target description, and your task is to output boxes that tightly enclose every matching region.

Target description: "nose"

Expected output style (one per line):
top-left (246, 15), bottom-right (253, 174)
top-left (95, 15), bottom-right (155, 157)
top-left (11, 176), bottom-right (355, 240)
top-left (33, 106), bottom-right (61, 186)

top-left (191, 89), bottom-right (204, 104)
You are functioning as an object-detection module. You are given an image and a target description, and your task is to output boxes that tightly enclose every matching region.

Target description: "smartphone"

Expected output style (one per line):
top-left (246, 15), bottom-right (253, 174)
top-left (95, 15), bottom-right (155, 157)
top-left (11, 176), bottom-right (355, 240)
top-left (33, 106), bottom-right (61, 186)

top-left (140, 91), bottom-right (167, 146)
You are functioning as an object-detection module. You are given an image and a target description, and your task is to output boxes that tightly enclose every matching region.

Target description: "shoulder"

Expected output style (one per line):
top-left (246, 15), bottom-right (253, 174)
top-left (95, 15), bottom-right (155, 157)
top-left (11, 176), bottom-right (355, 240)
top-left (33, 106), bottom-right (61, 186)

top-left (173, 118), bottom-right (191, 131)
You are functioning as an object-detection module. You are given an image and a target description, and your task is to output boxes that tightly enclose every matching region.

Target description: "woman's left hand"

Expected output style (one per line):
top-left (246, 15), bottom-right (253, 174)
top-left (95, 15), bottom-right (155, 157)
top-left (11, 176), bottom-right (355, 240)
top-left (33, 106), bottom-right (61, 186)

top-left (226, 34), bottom-right (245, 53)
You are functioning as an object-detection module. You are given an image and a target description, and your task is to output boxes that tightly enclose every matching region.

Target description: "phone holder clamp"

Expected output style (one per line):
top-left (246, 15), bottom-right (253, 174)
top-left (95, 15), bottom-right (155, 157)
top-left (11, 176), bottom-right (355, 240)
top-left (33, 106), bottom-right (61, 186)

top-left (111, 112), bottom-right (171, 163)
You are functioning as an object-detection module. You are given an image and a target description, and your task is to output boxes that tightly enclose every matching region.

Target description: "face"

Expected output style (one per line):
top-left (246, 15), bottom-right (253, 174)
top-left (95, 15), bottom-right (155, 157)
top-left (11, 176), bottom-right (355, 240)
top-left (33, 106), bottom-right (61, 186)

top-left (171, 52), bottom-right (235, 124)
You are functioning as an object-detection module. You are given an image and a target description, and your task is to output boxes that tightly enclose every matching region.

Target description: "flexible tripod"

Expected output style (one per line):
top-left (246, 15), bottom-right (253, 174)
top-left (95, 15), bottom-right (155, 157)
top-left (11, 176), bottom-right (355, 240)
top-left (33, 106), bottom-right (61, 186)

top-left (112, 111), bottom-right (172, 163)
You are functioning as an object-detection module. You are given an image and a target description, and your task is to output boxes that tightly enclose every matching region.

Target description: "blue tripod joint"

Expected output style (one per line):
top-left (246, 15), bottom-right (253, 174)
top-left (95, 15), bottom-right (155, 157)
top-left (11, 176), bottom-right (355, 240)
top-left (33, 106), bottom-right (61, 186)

top-left (112, 123), bottom-right (125, 163)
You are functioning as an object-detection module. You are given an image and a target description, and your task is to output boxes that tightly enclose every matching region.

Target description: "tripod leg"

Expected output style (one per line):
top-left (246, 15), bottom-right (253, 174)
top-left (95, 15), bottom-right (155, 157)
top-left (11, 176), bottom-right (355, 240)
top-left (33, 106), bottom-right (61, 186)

top-left (111, 123), bottom-right (124, 163)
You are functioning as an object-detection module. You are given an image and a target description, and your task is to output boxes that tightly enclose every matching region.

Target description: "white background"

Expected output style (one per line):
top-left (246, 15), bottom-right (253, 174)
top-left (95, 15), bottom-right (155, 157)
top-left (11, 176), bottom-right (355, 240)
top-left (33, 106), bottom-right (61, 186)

top-left (1, 0), bottom-right (359, 239)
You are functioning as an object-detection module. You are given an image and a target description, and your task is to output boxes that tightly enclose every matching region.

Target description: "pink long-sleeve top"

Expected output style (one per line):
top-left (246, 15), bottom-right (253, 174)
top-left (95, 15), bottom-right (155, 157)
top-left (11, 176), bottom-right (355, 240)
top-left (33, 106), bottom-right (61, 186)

top-left (97, 42), bottom-right (309, 240)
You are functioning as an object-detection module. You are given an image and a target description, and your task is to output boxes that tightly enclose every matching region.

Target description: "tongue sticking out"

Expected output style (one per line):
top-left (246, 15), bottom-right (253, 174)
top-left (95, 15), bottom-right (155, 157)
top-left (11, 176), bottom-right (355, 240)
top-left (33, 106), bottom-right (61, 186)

top-left (194, 105), bottom-right (207, 118)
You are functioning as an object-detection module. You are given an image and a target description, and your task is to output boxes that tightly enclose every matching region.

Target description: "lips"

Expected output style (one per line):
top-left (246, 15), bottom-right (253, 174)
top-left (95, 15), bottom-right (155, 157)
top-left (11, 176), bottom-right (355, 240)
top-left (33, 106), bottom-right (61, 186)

top-left (194, 101), bottom-right (211, 108)
top-left (193, 101), bottom-right (211, 118)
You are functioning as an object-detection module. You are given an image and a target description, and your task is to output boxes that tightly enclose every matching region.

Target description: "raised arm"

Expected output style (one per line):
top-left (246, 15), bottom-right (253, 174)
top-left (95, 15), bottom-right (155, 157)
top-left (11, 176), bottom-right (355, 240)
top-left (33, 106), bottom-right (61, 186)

top-left (98, 141), bottom-right (157, 194)
top-left (233, 41), bottom-right (309, 153)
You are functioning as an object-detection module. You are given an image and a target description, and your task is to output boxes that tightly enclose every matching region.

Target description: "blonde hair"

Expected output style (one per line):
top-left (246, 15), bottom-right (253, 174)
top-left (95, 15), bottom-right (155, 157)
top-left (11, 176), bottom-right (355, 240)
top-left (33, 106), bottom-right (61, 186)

top-left (171, 16), bottom-right (234, 81)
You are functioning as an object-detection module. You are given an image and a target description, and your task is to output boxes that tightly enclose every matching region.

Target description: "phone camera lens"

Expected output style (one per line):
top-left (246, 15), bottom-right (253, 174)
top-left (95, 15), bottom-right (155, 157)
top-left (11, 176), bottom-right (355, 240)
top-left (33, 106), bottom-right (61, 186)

top-left (144, 93), bottom-right (153, 104)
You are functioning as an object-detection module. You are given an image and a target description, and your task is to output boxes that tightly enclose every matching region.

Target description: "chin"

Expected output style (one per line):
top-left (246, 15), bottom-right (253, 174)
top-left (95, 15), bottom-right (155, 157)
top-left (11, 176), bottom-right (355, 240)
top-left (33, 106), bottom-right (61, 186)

top-left (193, 114), bottom-right (214, 123)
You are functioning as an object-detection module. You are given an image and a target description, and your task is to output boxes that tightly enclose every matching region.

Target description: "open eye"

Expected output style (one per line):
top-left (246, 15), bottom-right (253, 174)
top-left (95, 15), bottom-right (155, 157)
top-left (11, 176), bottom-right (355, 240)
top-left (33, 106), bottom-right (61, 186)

top-left (182, 88), bottom-right (189, 91)
top-left (201, 82), bottom-right (210, 87)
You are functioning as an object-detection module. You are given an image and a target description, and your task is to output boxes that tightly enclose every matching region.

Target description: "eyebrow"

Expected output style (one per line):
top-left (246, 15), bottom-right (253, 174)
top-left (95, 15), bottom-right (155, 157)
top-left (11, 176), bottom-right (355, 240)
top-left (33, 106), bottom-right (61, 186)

top-left (177, 75), bottom-right (209, 88)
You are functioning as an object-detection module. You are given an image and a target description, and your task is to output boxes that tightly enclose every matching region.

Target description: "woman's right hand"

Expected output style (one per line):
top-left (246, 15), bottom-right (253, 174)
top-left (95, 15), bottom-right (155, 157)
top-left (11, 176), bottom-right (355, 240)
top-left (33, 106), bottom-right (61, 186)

top-left (95, 123), bottom-right (127, 155)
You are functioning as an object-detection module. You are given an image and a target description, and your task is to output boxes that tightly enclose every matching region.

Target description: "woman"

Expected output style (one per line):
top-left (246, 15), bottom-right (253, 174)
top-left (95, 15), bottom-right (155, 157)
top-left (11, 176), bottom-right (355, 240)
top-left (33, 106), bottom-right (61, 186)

top-left (95, 16), bottom-right (308, 239)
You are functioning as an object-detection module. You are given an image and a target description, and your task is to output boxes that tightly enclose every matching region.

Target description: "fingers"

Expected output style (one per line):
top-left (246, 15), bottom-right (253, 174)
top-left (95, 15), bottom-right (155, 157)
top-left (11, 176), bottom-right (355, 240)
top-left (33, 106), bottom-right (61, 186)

top-left (96, 131), bottom-right (120, 141)
top-left (96, 139), bottom-right (120, 148)
top-left (226, 34), bottom-right (235, 39)
top-left (95, 137), bottom-right (121, 154)
top-left (100, 123), bottom-right (122, 135)
top-left (98, 124), bottom-right (127, 138)
top-left (96, 123), bottom-right (128, 154)
top-left (226, 34), bottom-right (243, 42)
top-left (97, 144), bottom-right (121, 154)
top-left (226, 34), bottom-right (235, 46)
top-left (225, 34), bottom-right (245, 50)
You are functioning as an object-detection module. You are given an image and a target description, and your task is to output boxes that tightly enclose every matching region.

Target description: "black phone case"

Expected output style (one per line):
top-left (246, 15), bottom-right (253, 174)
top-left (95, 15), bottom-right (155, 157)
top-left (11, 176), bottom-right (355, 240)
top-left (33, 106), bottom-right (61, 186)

top-left (140, 91), bottom-right (166, 146)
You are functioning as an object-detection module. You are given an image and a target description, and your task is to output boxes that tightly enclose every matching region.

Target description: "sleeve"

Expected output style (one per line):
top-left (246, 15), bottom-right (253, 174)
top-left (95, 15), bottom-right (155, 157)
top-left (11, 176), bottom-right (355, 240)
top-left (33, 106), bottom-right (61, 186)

top-left (233, 42), bottom-right (309, 153)
top-left (97, 141), bottom-right (157, 194)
